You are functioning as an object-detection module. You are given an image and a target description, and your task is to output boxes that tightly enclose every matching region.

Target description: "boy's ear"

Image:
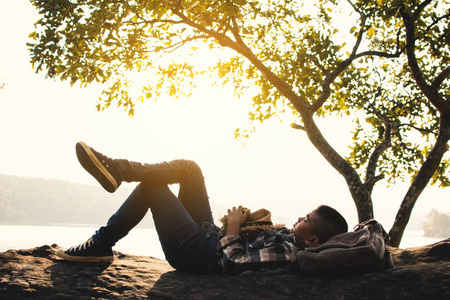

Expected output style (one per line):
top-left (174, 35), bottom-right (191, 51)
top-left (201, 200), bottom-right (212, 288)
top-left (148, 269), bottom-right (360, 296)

top-left (304, 235), bottom-right (319, 247)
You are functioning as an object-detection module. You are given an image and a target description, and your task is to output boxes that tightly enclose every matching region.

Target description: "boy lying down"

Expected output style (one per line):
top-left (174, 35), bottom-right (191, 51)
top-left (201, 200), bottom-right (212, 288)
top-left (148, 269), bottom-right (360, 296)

top-left (57, 142), bottom-right (348, 275)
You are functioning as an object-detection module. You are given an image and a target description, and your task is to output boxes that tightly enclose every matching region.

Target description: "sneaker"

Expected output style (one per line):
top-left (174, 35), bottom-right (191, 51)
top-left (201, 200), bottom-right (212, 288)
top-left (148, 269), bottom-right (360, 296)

top-left (57, 237), bottom-right (114, 262)
top-left (76, 141), bottom-right (121, 193)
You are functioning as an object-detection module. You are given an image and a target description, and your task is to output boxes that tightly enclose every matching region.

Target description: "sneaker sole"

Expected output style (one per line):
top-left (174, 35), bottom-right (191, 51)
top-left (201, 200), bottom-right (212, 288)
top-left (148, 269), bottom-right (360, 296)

top-left (76, 142), bottom-right (118, 193)
top-left (56, 250), bottom-right (114, 262)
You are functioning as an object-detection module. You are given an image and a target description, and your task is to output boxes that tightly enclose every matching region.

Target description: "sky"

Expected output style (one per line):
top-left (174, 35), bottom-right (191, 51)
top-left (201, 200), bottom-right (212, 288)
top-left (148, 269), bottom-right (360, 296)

top-left (1, 0), bottom-right (449, 238)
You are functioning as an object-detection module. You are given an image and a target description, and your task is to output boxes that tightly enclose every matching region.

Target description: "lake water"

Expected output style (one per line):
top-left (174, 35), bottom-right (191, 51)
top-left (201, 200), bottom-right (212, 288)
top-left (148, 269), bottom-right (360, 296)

top-left (0, 224), bottom-right (165, 259)
top-left (0, 224), bottom-right (445, 260)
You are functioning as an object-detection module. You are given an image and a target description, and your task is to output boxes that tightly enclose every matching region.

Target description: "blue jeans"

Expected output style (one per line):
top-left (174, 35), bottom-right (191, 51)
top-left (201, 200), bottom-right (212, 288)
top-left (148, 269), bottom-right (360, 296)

top-left (92, 159), bottom-right (220, 273)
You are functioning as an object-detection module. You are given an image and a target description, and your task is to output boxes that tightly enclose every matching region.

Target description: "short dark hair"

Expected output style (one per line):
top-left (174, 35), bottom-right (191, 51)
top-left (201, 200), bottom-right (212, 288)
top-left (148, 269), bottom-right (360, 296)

top-left (312, 205), bottom-right (348, 243)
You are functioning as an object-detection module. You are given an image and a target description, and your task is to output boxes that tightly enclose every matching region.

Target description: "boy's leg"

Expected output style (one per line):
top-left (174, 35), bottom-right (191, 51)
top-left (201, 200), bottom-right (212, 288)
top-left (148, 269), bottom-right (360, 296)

top-left (59, 143), bottom-right (218, 268)
top-left (59, 181), bottom-right (218, 270)
top-left (91, 184), bottom-right (152, 247)
top-left (76, 141), bottom-right (214, 224)
top-left (91, 158), bottom-right (215, 247)
top-left (140, 183), bottom-right (219, 272)
top-left (92, 159), bottom-right (218, 271)
top-left (129, 159), bottom-right (214, 225)
top-left (56, 184), bottom-right (150, 262)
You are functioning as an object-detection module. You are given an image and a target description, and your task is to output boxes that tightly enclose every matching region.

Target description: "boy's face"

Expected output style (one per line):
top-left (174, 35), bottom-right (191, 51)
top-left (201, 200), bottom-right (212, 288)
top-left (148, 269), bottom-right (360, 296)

top-left (291, 209), bottom-right (320, 247)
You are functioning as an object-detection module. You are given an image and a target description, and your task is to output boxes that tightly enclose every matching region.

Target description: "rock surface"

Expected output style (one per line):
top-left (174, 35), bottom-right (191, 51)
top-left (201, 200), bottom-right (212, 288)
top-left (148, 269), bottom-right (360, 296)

top-left (1, 239), bottom-right (450, 299)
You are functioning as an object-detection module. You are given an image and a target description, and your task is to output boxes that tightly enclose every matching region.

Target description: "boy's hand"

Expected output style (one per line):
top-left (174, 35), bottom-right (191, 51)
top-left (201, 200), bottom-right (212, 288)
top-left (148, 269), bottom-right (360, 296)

top-left (225, 206), bottom-right (250, 236)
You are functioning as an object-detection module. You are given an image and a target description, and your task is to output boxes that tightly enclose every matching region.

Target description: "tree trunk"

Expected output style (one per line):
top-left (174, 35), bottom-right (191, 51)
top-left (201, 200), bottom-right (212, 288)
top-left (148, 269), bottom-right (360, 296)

top-left (302, 114), bottom-right (374, 222)
top-left (389, 117), bottom-right (450, 247)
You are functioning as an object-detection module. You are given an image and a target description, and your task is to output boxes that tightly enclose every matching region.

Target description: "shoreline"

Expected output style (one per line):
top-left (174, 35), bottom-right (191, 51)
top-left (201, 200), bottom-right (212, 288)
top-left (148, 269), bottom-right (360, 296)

top-left (0, 222), bottom-right (155, 229)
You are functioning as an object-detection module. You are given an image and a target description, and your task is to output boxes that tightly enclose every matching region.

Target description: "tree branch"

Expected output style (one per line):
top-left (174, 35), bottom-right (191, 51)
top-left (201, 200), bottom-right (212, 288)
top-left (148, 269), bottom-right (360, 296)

top-left (414, 0), bottom-right (434, 20)
top-left (170, 9), bottom-right (236, 49)
top-left (400, 123), bottom-right (438, 136)
top-left (345, 0), bottom-right (366, 57)
top-left (123, 18), bottom-right (185, 26)
top-left (364, 123), bottom-right (392, 193)
top-left (353, 49), bottom-right (402, 60)
top-left (400, 2), bottom-right (450, 116)
top-left (309, 0), bottom-right (366, 113)
top-left (230, 16), bottom-right (245, 46)
top-left (431, 66), bottom-right (450, 90)
top-left (291, 123), bottom-right (306, 131)
top-left (310, 56), bottom-right (328, 75)
top-left (426, 10), bottom-right (450, 31)
top-left (171, 7), bottom-right (310, 114)
top-left (156, 34), bottom-right (211, 54)
top-left (389, 114), bottom-right (450, 247)
top-left (364, 174), bottom-right (385, 193)
top-left (311, 2), bottom-right (401, 113)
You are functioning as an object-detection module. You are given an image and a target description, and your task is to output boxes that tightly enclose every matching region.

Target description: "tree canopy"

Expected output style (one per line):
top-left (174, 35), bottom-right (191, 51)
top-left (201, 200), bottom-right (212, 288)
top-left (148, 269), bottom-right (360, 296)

top-left (28, 0), bottom-right (450, 246)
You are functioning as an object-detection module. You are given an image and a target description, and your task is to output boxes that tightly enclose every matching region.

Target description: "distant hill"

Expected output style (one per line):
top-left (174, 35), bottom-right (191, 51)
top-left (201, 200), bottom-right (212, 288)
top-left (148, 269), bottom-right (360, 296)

top-left (0, 174), bottom-right (154, 227)
top-left (423, 209), bottom-right (450, 238)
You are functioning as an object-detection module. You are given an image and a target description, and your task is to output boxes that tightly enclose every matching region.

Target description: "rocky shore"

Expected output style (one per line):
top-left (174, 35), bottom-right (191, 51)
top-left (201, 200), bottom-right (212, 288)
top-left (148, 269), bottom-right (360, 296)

top-left (1, 239), bottom-right (449, 299)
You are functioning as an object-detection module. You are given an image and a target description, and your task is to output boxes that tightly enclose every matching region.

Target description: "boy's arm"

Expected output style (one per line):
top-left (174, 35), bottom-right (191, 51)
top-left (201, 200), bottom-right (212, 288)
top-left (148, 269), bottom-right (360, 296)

top-left (225, 206), bottom-right (249, 236)
top-left (218, 232), bottom-right (297, 275)
top-left (218, 234), bottom-right (255, 275)
top-left (219, 206), bottom-right (256, 274)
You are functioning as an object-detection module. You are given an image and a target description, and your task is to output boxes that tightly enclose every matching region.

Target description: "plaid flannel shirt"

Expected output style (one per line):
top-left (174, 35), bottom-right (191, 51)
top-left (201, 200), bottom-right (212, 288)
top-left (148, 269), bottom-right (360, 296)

top-left (217, 227), bottom-right (304, 275)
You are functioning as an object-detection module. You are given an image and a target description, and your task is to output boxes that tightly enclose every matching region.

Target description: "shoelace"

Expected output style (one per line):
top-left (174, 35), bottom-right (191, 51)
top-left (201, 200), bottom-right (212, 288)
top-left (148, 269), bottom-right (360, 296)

top-left (69, 238), bottom-right (94, 251)
top-left (95, 150), bottom-right (117, 169)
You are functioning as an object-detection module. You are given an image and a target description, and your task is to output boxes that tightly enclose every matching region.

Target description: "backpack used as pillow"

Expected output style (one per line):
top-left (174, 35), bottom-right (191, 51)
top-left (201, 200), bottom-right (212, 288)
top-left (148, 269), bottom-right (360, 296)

top-left (296, 219), bottom-right (394, 275)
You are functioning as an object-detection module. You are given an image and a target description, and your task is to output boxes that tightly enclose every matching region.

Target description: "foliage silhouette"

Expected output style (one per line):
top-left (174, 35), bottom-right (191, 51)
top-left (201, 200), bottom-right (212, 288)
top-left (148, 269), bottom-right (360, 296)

top-left (28, 0), bottom-right (450, 246)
